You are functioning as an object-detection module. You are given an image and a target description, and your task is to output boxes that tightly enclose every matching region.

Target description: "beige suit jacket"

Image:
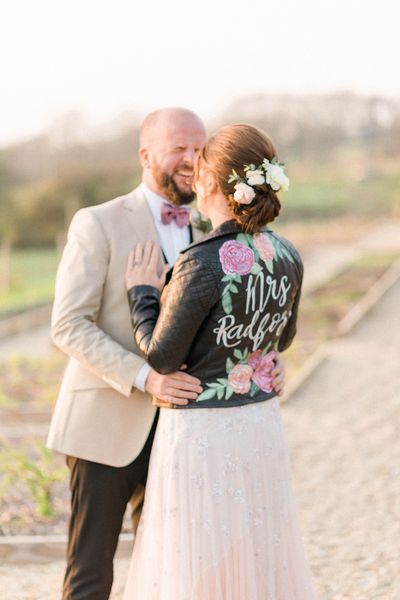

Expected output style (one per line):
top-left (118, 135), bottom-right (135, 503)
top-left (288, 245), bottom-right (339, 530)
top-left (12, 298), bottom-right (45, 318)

top-left (46, 186), bottom-right (204, 467)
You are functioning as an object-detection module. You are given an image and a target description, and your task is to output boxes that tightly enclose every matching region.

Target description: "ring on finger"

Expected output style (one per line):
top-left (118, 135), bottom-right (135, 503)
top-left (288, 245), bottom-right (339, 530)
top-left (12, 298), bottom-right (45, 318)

top-left (134, 244), bottom-right (144, 265)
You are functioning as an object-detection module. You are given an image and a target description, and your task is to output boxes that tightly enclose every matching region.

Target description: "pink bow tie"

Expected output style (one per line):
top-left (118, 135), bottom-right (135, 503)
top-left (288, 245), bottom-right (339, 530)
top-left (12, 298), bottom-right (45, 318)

top-left (161, 203), bottom-right (191, 228)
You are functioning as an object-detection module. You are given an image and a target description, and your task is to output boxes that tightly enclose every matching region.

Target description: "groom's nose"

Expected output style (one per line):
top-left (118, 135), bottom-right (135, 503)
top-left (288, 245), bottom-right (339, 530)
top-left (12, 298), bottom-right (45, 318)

top-left (181, 147), bottom-right (197, 166)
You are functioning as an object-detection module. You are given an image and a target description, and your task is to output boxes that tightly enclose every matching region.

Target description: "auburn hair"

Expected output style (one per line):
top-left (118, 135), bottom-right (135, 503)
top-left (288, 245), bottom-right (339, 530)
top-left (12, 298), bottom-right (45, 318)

top-left (196, 124), bottom-right (281, 233)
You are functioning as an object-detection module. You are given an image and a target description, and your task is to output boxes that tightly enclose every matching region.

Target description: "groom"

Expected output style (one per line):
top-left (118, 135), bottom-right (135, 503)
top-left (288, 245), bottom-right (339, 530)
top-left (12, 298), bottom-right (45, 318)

top-left (47, 107), bottom-right (286, 599)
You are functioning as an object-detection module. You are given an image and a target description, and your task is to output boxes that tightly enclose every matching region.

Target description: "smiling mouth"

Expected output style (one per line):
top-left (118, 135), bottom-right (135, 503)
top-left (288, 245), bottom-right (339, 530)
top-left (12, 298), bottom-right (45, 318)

top-left (176, 171), bottom-right (194, 184)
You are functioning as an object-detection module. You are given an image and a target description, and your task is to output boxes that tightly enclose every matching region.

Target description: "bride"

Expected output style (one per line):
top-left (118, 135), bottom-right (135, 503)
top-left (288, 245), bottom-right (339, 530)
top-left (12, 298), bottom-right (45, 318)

top-left (123, 123), bottom-right (317, 599)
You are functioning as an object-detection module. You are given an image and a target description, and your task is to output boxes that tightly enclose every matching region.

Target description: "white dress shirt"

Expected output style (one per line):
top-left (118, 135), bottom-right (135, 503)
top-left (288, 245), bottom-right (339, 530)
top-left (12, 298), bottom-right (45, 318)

top-left (141, 183), bottom-right (191, 264)
top-left (132, 183), bottom-right (191, 392)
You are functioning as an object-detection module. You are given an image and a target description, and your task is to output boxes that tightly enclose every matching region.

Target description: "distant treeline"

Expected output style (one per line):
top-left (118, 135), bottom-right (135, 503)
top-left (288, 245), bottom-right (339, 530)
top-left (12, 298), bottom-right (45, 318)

top-left (1, 92), bottom-right (399, 247)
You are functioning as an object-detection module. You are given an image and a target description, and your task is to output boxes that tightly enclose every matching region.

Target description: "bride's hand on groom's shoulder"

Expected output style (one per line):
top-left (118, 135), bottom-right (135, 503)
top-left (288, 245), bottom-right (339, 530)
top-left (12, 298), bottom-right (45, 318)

top-left (125, 241), bottom-right (170, 292)
top-left (145, 367), bottom-right (203, 407)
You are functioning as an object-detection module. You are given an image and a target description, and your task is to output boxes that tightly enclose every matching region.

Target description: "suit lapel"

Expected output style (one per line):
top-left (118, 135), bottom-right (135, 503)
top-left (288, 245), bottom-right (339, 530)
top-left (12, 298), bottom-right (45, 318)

top-left (123, 187), bottom-right (165, 272)
top-left (123, 187), bottom-right (159, 244)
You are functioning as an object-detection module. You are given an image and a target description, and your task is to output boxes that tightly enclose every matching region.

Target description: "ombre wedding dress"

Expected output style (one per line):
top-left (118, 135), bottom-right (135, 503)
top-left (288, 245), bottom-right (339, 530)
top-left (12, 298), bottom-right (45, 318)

top-left (122, 397), bottom-right (317, 599)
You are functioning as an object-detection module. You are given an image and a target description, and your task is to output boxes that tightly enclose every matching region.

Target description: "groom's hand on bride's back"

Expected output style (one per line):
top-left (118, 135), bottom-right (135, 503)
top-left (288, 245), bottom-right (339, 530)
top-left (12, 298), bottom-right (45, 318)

top-left (145, 368), bottom-right (203, 407)
top-left (145, 355), bottom-right (285, 406)
top-left (271, 353), bottom-right (286, 397)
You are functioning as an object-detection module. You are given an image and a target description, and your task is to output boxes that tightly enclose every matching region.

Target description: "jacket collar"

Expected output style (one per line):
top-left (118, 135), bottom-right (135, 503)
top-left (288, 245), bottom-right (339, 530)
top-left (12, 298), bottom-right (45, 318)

top-left (181, 219), bottom-right (272, 253)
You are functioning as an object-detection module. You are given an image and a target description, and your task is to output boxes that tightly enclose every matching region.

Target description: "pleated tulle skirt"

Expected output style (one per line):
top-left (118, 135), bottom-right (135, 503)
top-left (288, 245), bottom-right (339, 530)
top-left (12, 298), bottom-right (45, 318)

top-left (123, 398), bottom-right (317, 600)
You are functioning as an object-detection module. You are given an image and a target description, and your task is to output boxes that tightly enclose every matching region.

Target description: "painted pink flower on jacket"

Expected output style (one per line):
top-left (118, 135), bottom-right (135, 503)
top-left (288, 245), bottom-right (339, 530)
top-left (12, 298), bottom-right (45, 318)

top-left (219, 240), bottom-right (254, 276)
top-left (248, 349), bottom-right (263, 369)
top-left (228, 364), bottom-right (253, 394)
top-left (253, 233), bottom-right (275, 263)
top-left (251, 351), bottom-right (276, 393)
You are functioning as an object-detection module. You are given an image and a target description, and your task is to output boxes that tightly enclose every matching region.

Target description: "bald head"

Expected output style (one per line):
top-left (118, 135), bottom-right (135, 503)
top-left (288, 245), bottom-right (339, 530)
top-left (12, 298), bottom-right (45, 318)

top-left (140, 107), bottom-right (205, 147)
top-left (139, 107), bottom-right (207, 206)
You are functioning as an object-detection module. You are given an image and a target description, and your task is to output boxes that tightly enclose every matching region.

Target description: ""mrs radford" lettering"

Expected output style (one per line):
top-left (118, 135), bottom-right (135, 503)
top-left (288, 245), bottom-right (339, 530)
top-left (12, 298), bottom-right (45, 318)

top-left (213, 271), bottom-right (293, 350)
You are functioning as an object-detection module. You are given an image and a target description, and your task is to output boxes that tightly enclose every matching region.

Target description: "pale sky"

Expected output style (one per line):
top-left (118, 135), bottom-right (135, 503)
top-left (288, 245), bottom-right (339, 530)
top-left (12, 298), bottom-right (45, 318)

top-left (1, 0), bottom-right (399, 147)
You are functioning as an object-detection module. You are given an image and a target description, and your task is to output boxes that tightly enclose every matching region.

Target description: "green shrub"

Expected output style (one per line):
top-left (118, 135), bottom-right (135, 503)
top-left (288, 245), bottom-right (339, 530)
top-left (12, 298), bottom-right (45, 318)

top-left (0, 439), bottom-right (68, 518)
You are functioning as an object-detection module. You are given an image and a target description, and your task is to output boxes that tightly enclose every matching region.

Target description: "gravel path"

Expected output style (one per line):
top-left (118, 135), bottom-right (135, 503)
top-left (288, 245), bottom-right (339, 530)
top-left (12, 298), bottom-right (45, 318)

top-left (0, 559), bottom-right (130, 599)
top-left (0, 324), bottom-right (52, 359)
top-left (285, 277), bottom-right (400, 599)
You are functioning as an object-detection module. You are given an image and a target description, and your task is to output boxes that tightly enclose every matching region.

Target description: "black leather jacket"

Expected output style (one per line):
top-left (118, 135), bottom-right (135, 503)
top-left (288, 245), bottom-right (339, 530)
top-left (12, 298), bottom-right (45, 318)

top-left (128, 220), bottom-right (303, 409)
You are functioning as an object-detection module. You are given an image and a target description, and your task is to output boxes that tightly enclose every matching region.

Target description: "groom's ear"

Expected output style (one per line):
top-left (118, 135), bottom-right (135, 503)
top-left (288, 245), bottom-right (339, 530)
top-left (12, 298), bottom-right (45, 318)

top-left (139, 146), bottom-right (150, 168)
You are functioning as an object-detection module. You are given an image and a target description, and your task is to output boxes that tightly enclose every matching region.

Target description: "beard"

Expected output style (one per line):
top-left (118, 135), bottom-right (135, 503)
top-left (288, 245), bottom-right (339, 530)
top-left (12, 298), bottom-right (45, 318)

top-left (152, 160), bottom-right (196, 206)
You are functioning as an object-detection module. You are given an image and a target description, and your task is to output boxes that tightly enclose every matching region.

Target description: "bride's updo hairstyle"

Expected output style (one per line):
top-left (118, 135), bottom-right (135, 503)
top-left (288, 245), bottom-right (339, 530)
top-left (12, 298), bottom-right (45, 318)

top-left (197, 124), bottom-right (281, 233)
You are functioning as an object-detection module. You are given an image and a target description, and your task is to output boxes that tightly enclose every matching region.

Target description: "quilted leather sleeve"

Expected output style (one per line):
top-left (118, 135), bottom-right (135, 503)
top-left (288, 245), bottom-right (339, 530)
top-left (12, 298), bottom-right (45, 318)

top-left (277, 250), bottom-right (304, 351)
top-left (277, 283), bottom-right (302, 351)
top-left (128, 253), bottom-right (220, 374)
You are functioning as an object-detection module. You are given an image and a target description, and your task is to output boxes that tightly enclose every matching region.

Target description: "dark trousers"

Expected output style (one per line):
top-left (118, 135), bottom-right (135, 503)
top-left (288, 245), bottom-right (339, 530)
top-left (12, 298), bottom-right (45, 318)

top-left (62, 411), bottom-right (159, 600)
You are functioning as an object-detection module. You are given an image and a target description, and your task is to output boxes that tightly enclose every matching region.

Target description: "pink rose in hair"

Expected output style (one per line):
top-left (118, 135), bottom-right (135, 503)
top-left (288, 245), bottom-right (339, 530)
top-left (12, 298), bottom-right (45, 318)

top-left (219, 240), bottom-right (254, 276)
top-left (251, 351), bottom-right (276, 393)
top-left (228, 364), bottom-right (253, 394)
top-left (253, 233), bottom-right (275, 263)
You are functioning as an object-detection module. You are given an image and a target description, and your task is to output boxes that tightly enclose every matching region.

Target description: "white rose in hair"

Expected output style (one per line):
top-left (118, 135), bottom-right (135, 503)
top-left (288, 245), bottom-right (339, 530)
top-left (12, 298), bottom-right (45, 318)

top-left (233, 182), bottom-right (256, 204)
top-left (265, 163), bottom-right (290, 192)
top-left (246, 169), bottom-right (265, 186)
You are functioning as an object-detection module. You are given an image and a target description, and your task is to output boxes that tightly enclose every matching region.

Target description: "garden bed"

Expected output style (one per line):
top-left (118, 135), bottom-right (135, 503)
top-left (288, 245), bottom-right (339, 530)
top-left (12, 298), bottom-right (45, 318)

top-left (0, 353), bottom-right (133, 537)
